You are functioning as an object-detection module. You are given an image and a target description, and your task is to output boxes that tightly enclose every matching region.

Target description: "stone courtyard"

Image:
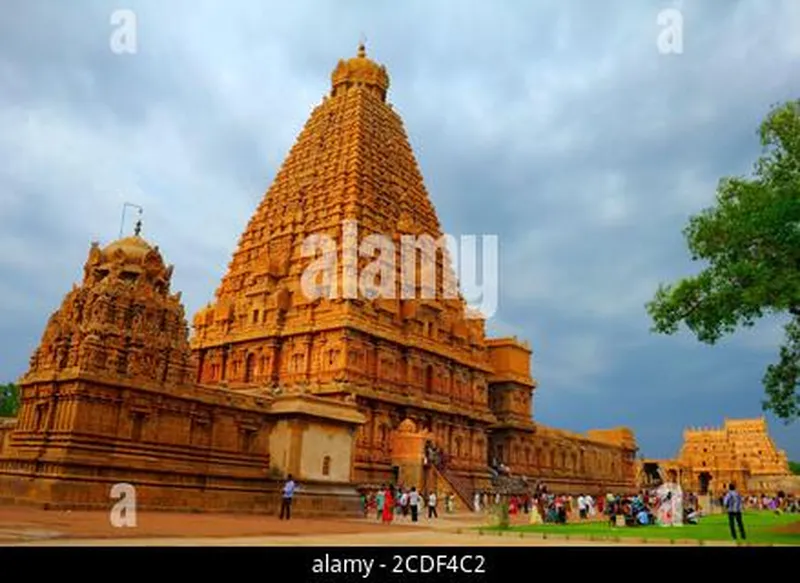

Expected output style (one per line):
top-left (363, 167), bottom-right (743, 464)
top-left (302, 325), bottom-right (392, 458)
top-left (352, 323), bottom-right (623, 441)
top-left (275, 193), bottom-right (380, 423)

top-left (0, 506), bottom-right (744, 546)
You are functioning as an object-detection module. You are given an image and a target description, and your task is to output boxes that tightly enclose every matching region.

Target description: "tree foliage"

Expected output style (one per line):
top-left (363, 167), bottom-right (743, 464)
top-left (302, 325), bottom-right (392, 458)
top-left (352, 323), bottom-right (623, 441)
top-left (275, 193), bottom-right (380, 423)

top-left (0, 383), bottom-right (20, 417)
top-left (647, 100), bottom-right (800, 420)
top-left (789, 461), bottom-right (800, 476)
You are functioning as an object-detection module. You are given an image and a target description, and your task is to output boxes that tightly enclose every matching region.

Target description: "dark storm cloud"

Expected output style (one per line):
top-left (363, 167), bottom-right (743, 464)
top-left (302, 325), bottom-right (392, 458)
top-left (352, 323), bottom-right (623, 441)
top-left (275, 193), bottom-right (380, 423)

top-left (1, 0), bottom-right (798, 458)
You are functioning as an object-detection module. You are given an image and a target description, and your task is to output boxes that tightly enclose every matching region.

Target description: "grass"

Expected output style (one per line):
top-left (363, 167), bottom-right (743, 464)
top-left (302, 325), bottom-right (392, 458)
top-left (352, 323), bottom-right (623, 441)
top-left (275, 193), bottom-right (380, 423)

top-left (481, 512), bottom-right (800, 545)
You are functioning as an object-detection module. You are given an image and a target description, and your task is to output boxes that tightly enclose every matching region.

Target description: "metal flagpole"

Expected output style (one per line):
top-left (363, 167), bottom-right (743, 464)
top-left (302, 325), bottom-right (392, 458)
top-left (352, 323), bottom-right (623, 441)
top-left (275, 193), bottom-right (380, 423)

top-left (119, 202), bottom-right (144, 238)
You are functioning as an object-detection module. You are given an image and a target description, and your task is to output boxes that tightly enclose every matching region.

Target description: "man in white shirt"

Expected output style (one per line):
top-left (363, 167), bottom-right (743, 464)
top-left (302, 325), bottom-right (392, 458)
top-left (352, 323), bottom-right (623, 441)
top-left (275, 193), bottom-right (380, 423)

top-left (577, 494), bottom-right (587, 519)
top-left (408, 487), bottom-right (420, 522)
top-left (428, 491), bottom-right (438, 518)
top-left (399, 490), bottom-right (409, 518)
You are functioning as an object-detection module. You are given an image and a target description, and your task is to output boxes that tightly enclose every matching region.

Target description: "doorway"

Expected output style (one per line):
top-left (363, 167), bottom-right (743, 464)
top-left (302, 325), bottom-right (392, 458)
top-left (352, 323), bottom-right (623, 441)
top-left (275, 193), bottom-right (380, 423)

top-left (698, 471), bottom-right (712, 495)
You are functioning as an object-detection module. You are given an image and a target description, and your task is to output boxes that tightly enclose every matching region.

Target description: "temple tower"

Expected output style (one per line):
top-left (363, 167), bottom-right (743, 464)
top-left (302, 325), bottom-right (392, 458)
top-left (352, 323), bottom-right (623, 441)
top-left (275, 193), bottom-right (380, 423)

top-left (25, 226), bottom-right (194, 389)
top-left (190, 44), bottom-right (511, 485)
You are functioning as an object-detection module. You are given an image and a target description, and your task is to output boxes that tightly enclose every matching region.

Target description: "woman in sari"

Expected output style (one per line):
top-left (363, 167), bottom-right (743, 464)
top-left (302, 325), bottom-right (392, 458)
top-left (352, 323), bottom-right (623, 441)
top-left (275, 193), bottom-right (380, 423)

top-left (656, 470), bottom-right (683, 526)
top-left (528, 495), bottom-right (543, 524)
top-left (382, 486), bottom-right (394, 524)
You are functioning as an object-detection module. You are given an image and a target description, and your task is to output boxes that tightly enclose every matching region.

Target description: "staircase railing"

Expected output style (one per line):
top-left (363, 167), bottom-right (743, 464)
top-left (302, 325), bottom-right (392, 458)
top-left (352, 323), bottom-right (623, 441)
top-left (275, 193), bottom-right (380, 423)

top-left (431, 460), bottom-right (475, 511)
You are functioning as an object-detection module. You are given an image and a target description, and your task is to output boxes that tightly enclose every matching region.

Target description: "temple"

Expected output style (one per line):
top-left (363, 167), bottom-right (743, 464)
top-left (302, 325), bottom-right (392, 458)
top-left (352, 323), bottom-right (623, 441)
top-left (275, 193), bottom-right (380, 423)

top-left (0, 44), bottom-right (637, 513)
top-left (638, 417), bottom-right (799, 495)
top-left (0, 224), bottom-right (365, 514)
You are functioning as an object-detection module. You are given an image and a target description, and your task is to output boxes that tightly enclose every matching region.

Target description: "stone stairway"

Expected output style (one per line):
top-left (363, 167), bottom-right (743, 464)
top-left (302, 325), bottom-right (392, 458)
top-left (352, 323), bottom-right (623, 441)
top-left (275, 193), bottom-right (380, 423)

top-left (429, 462), bottom-right (475, 511)
top-left (491, 474), bottom-right (530, 495)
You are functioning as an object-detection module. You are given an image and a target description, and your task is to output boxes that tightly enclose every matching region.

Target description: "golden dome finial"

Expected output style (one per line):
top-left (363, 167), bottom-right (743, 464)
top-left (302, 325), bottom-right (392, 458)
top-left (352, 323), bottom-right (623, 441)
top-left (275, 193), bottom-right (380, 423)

top-left (330, 38), bottom-right (389, 101)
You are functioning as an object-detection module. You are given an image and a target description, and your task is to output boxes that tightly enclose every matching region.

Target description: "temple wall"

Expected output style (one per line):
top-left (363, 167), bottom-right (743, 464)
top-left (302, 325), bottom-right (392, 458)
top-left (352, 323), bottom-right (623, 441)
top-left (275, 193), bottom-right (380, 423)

top-left (197, 329), bottom-right (492, 411)
top-left (0, 474), bottom-right (358, 516)
top-left (352, 398), bottom-right (490, 478)
top-left (490, 426), bottom-right (637, 494)
top-left (747, 474), bottom-right (800, 495)
top-left (0, 418), bottom-right (15, 454)
top-left (0, 374), bottom-right (364, 516)
top-left (298, 422), bottom-right (354, 483)
top-left (1, 377), bottom-right (271, 485)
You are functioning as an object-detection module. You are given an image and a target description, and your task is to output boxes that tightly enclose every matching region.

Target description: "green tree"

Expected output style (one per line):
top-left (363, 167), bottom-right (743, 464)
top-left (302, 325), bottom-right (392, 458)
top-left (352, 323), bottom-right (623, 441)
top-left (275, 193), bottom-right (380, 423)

top-left (647, 100), bottom-right (800, 420)
top-left (789, 461), bottom-right (800, 475)
top-left (0, 383), bottom-right (20, 417)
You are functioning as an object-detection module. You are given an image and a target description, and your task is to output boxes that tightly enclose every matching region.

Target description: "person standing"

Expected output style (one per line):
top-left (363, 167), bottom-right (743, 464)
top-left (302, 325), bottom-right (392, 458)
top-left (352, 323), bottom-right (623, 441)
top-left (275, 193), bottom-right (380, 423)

top-left (279, 474), bottom-right (296, 520)
top-left (399, 489), bottom-right (409, 519)
top-left (723, 483), bottom-right (746, 541)
top-left (428, 491), bottom-right (438, 519)
top-left (409, 487), bottom-right (420, 522)
top-left (359, 491), bottom-right (367, 517)
top-left (577, 494), bottom-right (587, 520)
top-left (381, 485), bottom-right (394, 524)
top-left (376, 486), bottom-right (385, 521)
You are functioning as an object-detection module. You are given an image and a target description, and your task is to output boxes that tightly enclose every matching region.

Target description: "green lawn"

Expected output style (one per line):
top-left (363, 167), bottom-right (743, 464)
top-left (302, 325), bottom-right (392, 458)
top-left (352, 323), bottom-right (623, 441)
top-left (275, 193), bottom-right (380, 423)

top-left (484, 511), bottom-right (800, 545)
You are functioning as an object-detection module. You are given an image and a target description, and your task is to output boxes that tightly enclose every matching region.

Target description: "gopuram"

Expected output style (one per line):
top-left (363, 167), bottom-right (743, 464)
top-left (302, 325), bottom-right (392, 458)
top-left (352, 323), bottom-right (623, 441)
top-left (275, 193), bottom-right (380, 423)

top-left (639, 417), bottom-right (799, 496)
top-left (0, 44), bottom-right (637, 514)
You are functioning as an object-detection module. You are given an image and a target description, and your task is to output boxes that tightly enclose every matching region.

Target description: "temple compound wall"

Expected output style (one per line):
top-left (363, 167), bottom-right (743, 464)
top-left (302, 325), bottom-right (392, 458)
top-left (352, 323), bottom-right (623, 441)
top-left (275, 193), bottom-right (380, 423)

top-left (639, 417), bottom-right (797, 496)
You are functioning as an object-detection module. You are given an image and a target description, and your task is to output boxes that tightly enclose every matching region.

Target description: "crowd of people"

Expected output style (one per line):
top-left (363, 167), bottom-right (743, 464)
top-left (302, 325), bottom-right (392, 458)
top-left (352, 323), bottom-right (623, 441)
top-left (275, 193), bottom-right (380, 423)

top-left (470, 479), bottom-right (798, 530)
top-left (359, 484), bottom-right (457, 523)
top-left (354, 465), bottom-right (798, 533)
top-left (738, 493), bottom-right (799, 513)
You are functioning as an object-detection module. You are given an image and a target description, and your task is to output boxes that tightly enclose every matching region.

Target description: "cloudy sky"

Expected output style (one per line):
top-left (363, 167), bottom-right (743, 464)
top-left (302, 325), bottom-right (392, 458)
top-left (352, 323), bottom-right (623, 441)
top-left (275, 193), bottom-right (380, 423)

top-left (1, 0), bottom-right (798, 461)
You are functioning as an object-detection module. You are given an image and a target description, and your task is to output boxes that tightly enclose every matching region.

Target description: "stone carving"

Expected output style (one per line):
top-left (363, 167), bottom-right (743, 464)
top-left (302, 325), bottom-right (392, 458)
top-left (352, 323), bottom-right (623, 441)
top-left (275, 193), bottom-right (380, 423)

top-left (22, 234), bottom-right (193, 387)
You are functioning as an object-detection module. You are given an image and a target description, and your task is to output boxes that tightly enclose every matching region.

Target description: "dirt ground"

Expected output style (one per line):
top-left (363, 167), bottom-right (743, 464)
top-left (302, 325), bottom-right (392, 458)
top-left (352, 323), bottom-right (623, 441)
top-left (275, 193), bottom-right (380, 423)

top-left (0, 506), bottom-right (750, 546)
top-left (0, 506), bottom-right (638, 546)
top-left (0, 506), bottom-right (427, 543)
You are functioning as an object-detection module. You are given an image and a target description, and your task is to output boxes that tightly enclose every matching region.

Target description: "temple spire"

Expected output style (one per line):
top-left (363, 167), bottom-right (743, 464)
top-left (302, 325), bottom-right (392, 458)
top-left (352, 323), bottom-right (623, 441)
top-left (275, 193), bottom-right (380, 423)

top-left (358, 33), bottom-right (367, 57)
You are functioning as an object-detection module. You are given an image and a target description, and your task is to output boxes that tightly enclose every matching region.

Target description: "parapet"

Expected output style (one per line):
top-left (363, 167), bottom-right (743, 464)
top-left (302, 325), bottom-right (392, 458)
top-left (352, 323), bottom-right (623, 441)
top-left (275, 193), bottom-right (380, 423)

top-left (486, 337), bottom-right (534, 387)
top-left (585, 427), bottom-right (637, 450)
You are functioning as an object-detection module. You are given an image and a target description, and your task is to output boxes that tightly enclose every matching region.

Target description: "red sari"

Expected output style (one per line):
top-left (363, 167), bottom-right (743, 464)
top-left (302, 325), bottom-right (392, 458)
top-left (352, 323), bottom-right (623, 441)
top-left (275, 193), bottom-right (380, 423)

top-left (382, 489), bottom-right (394, 523)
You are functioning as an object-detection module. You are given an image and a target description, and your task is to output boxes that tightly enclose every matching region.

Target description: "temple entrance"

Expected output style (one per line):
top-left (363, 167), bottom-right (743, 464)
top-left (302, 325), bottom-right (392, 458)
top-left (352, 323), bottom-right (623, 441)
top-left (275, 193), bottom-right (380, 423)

top-left (698, 471), bottom-right (712, 495)
top-left (641, 462), bottom-right (662, 488)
